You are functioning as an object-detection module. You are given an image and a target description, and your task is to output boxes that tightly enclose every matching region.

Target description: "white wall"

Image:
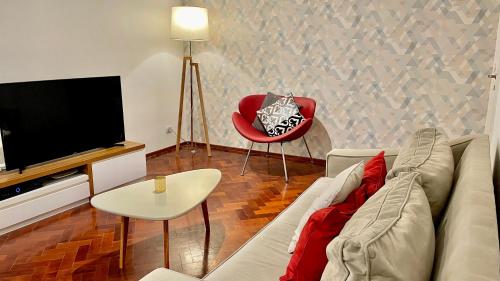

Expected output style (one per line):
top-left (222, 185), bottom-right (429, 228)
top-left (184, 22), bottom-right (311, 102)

top-left (0, 0), bottom-right (183, 154)
top-left (487, 16), bottom-right (500, 165)
top-left (486, 16), bottom-right (500, 213)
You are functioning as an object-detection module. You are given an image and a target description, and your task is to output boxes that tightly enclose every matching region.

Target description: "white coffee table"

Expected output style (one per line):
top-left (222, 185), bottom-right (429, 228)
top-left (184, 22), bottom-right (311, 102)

top-left (90, 168), bottom-right (222, 269)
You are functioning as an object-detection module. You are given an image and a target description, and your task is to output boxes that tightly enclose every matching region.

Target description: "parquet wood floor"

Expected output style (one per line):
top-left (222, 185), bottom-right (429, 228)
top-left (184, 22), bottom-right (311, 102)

top-left (0, 145), bottom-right (324, 280)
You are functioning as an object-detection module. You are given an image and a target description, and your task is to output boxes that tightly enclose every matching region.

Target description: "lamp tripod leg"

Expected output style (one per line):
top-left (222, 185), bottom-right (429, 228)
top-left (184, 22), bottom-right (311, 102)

top-left (189, 43), bottom-right (194, 148)
top-left (193, 62), bottom-right (212, 157)
top-left (176, 57), bottom-right (189, 155)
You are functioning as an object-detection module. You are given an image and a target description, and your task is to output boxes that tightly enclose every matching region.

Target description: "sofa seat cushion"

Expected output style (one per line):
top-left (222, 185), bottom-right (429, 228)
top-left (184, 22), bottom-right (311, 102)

top-left (203, 177), bottom-right (332, 281)
top-left (386, 128), bottom-right (454, 221)
top-left (321, 172), bottom-right (435, 281)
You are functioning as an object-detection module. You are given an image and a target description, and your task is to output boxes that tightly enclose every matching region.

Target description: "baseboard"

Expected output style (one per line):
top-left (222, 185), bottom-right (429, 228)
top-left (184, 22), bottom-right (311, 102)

top-left (146, 144), bottom-right (177, 158)
top-left (147, 141), bottom-right (326, 166)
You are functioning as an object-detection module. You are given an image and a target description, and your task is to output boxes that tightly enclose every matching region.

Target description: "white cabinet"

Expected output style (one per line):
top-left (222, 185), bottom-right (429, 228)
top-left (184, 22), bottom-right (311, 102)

top-left (0, 142), bottom-right (147, 234)
top-left (0, 175), bottom-right (90, 234)
top-left (92, 149), bottom-right (146, 194)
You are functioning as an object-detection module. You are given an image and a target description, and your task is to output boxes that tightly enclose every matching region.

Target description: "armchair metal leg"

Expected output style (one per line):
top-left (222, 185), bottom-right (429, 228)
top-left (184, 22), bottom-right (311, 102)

top-left (266, 143), bottom-right (270, 157)
top-left (241, 142), bottom-right (254, 176)
top-left (280, 142), bottom-right (289, 183)
top-left (303, 136), bottom-right (313, 163)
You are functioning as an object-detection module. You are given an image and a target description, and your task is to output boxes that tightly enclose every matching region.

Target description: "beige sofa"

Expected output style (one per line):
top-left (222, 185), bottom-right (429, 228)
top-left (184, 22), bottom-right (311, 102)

top-left (141, 135), bottom-right (500, 281)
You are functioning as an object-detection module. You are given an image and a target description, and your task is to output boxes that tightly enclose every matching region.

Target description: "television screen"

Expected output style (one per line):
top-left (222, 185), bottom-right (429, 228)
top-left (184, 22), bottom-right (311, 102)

top-left (0, 76), bottom-right (125, 171)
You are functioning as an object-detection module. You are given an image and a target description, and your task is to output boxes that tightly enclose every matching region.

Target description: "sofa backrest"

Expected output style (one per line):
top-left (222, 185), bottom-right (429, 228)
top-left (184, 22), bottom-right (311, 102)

top-left (325, 135), bottom-right (478, 178)
top-left (447, 134), bottom-right (478, 168)
top-left (432, 135), bottom-right (500, 281)
top-left (383, 134), bottom-right (478, 171)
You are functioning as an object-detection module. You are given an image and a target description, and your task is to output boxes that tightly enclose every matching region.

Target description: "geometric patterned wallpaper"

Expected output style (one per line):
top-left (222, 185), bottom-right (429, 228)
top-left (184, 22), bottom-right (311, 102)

top-left (184, 0), bottom-right (500, 159)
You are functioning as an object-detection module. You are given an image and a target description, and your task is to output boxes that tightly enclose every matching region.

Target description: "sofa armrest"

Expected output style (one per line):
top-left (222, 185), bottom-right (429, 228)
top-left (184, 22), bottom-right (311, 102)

top-left (140, 268), bottom-right (201, 281)
top-left (326, 148), bottom-right (399, 178)
top-left (448, 134), bottom-right (481, 167)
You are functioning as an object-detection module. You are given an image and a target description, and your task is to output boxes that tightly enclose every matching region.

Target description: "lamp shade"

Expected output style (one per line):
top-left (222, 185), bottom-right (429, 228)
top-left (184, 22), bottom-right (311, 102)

top-left (171, 6), bottom-right (209, 41)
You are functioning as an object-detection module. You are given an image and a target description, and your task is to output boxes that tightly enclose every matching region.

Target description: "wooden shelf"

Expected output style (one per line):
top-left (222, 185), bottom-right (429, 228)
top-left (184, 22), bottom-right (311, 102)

top-left (0, 141), bottom-right (145, 189)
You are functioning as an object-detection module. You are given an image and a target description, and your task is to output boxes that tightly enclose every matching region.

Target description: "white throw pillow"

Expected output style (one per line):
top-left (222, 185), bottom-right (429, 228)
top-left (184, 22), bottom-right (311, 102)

top-left (287, 161), bottom-right (365, 253)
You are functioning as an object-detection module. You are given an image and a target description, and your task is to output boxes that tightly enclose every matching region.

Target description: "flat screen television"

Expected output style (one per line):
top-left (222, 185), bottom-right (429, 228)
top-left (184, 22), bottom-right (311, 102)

top-left (0, 76), bottom-right (125, 172)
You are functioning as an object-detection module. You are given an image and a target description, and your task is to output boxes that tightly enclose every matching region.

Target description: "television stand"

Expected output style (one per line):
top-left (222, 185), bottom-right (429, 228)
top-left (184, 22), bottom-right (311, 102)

top-left (0, 141), bottom-right (146, 234)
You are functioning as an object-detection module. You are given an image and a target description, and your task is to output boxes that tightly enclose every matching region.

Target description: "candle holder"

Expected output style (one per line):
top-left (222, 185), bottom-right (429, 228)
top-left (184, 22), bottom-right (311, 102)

top-left (154, 176), bottom-right (167, 193)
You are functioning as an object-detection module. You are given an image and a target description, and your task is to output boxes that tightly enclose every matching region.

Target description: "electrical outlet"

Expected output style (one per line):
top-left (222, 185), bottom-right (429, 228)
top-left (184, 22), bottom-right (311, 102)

top-left (166, 126), bottom-right (174, 134)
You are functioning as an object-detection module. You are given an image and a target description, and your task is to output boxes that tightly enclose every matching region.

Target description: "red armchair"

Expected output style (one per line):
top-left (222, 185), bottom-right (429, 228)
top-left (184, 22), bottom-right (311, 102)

top-left (232, 94), bottom-right (316, 182)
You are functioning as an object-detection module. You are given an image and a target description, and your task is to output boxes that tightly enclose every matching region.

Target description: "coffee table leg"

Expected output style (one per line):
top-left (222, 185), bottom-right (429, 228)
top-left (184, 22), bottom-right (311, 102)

top-left (120, 216), bottom-right (129, 269)
top-left (163, 220), bottom-right (169, 268)
top-left (202, 200), bottom-right (210, 232)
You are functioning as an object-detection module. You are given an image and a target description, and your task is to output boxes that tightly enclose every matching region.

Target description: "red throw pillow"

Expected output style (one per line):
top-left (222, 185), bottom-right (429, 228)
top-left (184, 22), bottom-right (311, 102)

top-left (279, 203), bottom-right (355, 281)
top-left (280, 151), bottom-right (387, 281)
top-left (362, 151), bottom-right (387, 197)
top-left (345, 151), bottom-right (387, 205)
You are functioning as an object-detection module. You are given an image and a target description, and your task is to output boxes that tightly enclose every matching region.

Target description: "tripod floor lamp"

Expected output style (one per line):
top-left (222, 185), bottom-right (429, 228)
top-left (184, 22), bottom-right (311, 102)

top-left (171, 6), bottom-right (212, 157)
